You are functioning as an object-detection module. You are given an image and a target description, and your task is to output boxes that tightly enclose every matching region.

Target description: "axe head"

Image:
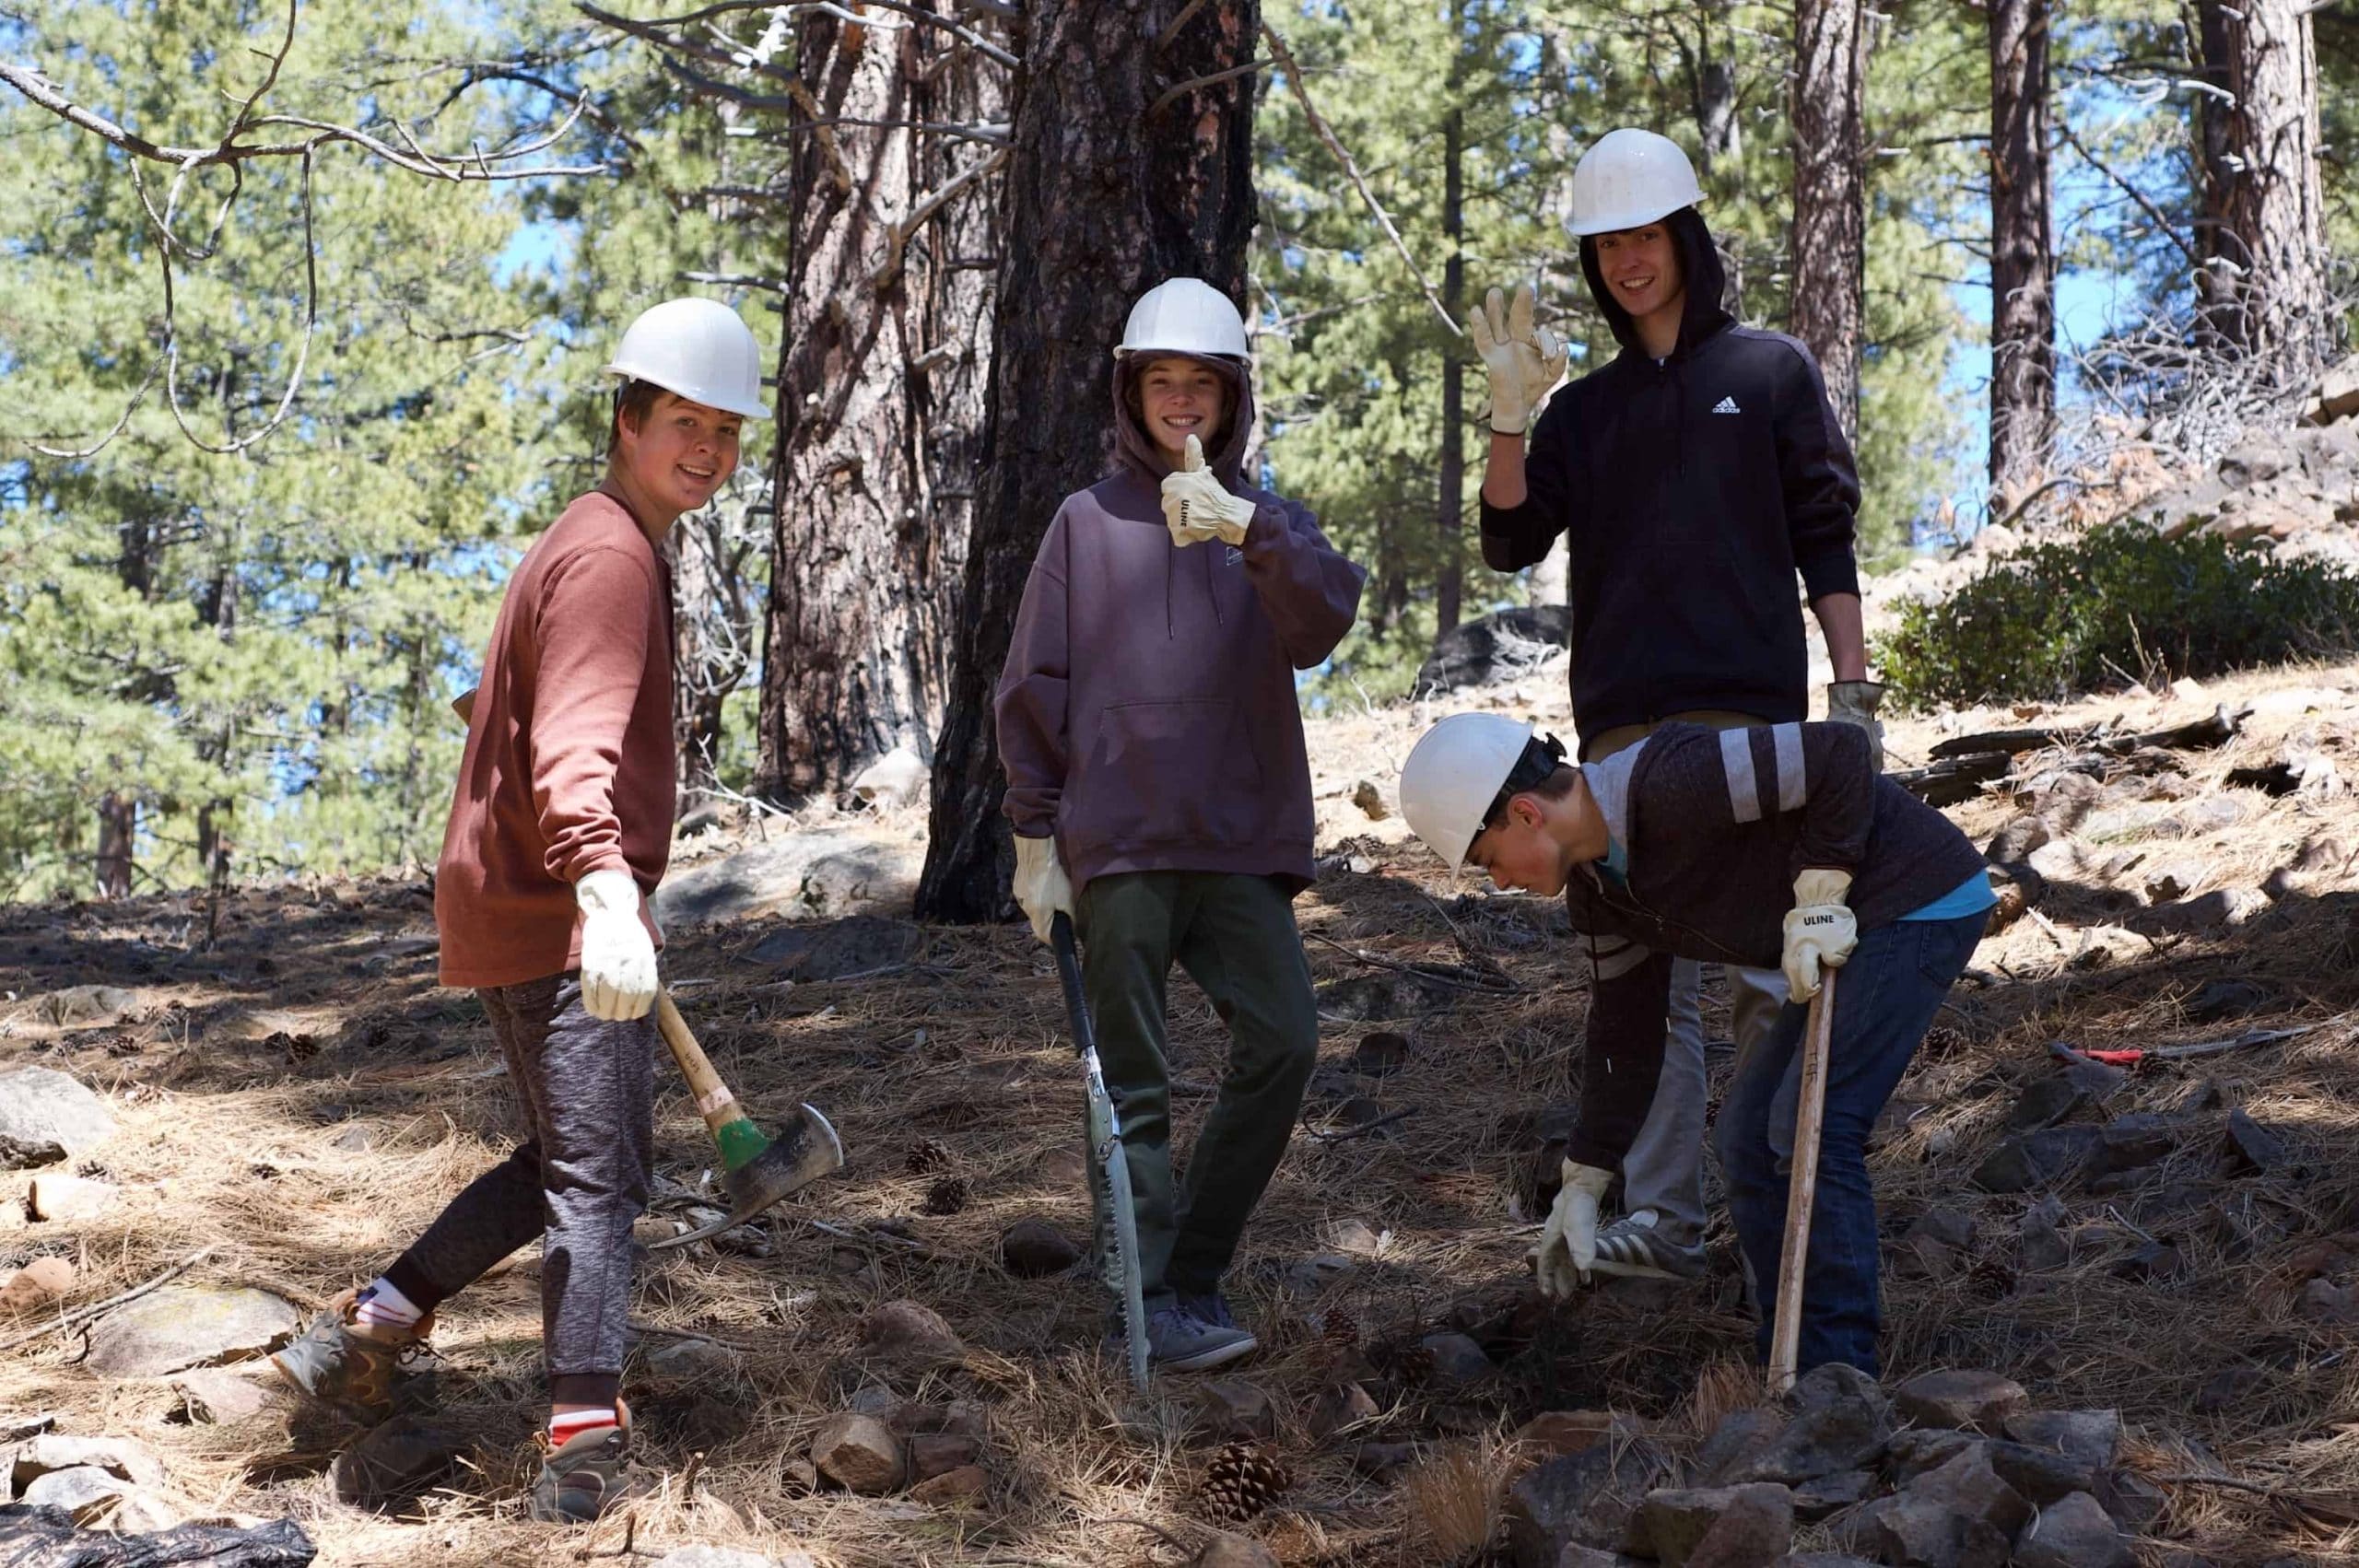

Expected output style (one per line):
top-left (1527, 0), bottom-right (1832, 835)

top-left (651, 1103), bottom-right (843, 1252)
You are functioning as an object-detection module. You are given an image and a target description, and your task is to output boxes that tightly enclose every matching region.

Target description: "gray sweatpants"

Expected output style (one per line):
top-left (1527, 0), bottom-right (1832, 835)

top-left (390, 975), bottom-right (655, 1380)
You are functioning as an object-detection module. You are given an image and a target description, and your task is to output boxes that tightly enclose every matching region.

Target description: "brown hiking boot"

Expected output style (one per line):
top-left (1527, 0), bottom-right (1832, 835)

top-left (529, 1404), bottom-right (647, 1525)
top-left (268, 1288), bottom-right (436, 1423)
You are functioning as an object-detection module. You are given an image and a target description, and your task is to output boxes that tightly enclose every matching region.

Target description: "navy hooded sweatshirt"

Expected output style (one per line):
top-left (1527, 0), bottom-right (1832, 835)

top-left (1477, 207), bottom-right (1861, 746)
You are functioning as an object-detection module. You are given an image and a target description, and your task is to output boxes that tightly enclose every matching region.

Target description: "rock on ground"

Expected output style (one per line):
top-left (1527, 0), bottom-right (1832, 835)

top-left (745, 914), bottom-right (925, 979)
top-left (82, 1286), bottom-right (299, 1376)
top-left (655, 833), bottom-right (918, 926)
top-left (810, 1412), bottom-right (905, 1494)
top-left (858, 1299), bottom-right (965, 1369)
top-left (0, 1257), bottom-right (76, 1315)
top-left (1891, 1369), bottom-right (2028, 1433)
top-left (2013, 1490), bottom-right (2134, 1568)
top-left (0, 1068), bottom-right (116, 1169)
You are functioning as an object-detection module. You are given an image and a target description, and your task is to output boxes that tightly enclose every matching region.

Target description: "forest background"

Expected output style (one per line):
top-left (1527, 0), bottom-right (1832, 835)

top-left (2, 0), bottom-right (2348, 908)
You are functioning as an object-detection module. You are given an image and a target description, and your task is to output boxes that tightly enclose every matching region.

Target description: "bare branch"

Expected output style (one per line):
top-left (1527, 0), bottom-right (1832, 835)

top-left (2054, 118), bottom-right (2202, 272)
top-left (1155, 0), bottom-right (1213, 52)
top-left (1147, 56), bottom-right (1272, 118)
top-left (576, 0), bottom-right (1017, 70)
top-left (1261, 22), bottom-right (1461, 337)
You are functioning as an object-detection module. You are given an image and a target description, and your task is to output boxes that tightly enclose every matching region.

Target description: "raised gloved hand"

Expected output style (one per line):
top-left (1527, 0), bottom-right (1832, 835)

top-left (1011, 833), bottom-right (1076, 944)
top-left (1781, 868), bottom-right (1858, 1004)
top-left (1469, 283), bottom-right (1569, 437)
top-left (575, 869), bottom-right (657, 1022)
top-left (1827, 681), bottom-right (1887, 773)
top-left (1532, 1160), bottom-right (1614, 1300)
top-left (1159, 434), bottom-right (1256, 549)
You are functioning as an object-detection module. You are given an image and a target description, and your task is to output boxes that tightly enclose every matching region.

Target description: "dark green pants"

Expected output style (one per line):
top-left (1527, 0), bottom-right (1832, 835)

top-left (1077, 871), bottom-right (1319, 1314)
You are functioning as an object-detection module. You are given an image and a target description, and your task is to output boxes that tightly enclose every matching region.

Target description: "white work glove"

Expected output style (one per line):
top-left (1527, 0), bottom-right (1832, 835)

top-left (575, 869), bottom-right (658, 1022)
top-left (1469, 284), bottom-right (1569, 437)
top-left (1781, 869), bottom-right (1858, 1005)
top-left (1826, 681), bottom-right (1887, 774)
top-left (1011, 834), bottom-right (1075, 944)
top-left (1532, 1160), bottom-right (1614, 1301)
top-left (1158, 434), bottom-right (1257, 548)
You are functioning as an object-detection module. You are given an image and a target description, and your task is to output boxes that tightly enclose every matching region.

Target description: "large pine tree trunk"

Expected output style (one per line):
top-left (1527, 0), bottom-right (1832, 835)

top-left (756, 6), bottom-right (1003, 804)
top-left (915, 0), bottom-right (1261, 922)
top-left (1789, 0), bottom-right (1867, 439)
top-left (1988, 0), bottom-right (2056, 509)
top-left (2195, 0), bottom-right (2330, 369)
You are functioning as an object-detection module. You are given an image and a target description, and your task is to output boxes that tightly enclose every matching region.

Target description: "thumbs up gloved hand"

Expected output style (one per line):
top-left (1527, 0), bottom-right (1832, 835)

top-left (1469, 283), bottom-right (1569, 437)
top-left (1158, 434), bottom-right (1257, 549)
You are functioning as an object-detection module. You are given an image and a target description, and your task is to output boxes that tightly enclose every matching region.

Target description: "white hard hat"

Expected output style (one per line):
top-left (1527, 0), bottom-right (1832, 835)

top-left (603, 297), bottom-right (771, 420)
top-left (1567, 128), bottom-right (1706, 237)
top-left (1116, 277), bottom-right (1250, 362)
top-left (1400, 713), bottom-right (1538, 872)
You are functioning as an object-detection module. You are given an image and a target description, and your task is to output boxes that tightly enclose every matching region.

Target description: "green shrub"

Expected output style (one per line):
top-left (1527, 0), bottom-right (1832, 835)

top-left (1880, 523), bottom-right (2359, 711)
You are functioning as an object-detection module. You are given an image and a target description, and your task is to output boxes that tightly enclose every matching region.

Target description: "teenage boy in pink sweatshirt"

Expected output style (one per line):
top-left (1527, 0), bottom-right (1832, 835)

top-left (996, 277), bottom-right (1366, 1371)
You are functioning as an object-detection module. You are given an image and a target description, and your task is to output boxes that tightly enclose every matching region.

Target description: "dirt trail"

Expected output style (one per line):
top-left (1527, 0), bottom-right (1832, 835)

top-left (4, 661), bottom-right (2357, 1565)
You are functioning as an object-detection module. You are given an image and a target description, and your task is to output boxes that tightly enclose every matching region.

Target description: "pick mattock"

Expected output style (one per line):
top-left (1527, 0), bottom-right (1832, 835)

top-left (1766, 968), bottom-right (1837, 1396)
top-left (648, 991), bottom-right (843, 1251)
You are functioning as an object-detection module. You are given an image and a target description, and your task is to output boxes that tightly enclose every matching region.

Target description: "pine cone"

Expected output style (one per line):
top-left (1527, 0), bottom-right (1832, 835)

top-left (1320, 1313), bottom-right (1361, 1352)
top-left (1201, 1440), bottom-right (1291, 1523)
top-left (906, 1138), bottom-right (953, 1176)
top-left (922, 1175), bottom-right (969, 1216)
top-left (1377, 1339), bottom-right (1436, 1385)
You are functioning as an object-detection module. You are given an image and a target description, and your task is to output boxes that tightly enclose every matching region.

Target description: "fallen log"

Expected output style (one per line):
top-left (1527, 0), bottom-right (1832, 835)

top-left (1927, 704), bottom-right (2244, 763)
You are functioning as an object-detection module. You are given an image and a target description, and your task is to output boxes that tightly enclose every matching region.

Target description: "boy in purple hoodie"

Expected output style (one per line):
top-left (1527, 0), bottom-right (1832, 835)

top-left (995, 277), bottom-right (1367, 1371)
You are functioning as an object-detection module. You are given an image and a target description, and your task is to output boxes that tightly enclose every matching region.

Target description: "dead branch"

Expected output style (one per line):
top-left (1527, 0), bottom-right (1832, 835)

top-left (1260, 22), bottom-right (1461, 337)
top-left (0, 1246), bottom-right (220, 1354)
top-left (1147, 56), bottom-right (1273, 117)
top-left (874, 150), bottom-right (1012, 290)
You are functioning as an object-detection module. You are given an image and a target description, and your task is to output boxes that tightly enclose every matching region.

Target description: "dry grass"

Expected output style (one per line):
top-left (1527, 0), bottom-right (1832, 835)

top-left (2, 658), bottom-right (2357, 1564)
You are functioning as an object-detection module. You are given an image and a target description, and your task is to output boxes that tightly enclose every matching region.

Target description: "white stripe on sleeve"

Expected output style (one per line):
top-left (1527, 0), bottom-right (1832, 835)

top-left (1773, 723), bottom-right (1806, 813)
top-left (1720, 729), bottom-right (1761, 824)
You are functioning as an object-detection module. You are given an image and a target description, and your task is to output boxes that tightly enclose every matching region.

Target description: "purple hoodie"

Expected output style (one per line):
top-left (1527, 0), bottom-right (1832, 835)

top-left (994, 355), bottom-right (1367, 892)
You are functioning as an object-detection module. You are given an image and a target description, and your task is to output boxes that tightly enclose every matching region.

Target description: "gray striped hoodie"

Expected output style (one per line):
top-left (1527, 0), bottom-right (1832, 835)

top-left (1563, 720), bottom-right (1987, 1169)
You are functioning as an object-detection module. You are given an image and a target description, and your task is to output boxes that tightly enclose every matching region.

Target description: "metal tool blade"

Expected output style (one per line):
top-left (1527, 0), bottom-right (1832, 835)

top-left (1055, 912), bottom-right (1151, 1392)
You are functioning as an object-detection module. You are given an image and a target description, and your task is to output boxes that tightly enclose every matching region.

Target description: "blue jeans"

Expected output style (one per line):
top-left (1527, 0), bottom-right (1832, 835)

top-left (1715, 913), bottom-right (1983, 1377)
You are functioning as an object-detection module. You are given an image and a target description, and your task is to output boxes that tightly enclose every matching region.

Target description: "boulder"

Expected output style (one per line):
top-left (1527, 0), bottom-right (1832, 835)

top-left (0, 1069), bottom-right (116, 1169)
top-left (1692, 1408), bottom-right (1786, 1486)
top-left (1736, 1365), bottom-right (1892, 1485)
top-left (999, 1220), bottom-right (1082, 1278)
top-left (644, 1336), bottom-right (747, 1385)
top-left (34, 987), bottom-right (141, 1026)
top-left (1309, 1382), bottom-right (1379, 1443)
top-left (2018, 1197), bottom-right (2070, 1272)
top-left (1971, 1126), bottom-right (2100, 1193)
top-left (2004, 1077), bottom-right (2088, 1134)
top-left (654, 832), bottom-right (919, 926)
top-left (1504, 1435), bottom-right (1670, 1566)
top-left (850, 745), bottom-right (929, 810)
top-left (0, 1257), bottom-right (76, 1316)
top-left (1984, 1441), bottom-right (2098, 1506)
top-left (858, 1299), bottom-right (965, 1369)
top-left (2005, 1381), bottom-right (2116, 1451)
top-left (10, 1433), bottom-right (168, 1492)
top-left (1421, 1332), bottom-right (1493, 1387)
top-left (1636, 1482), bottom-right (1793, 1567)
top-left (653, 1550), bottom-right (790, 1568)
top-left (745, 914), bottom-right (925, 980)
top-left (25, 1172), bottom-right (120, 1223)
top-left (1192, 1537), bottom-right (1281, 1568)
top-left (1790, 1469), bottom-right (1875, 1520)
top-left (83, 1285), bottom-right (299, 1376)
top-left (2012, 1490), bottom-right (2133, 1568)
top-left (810, 1412), bottom-right (906, 1493)
top-left (19, 1466), bottom-right (128, 1523)
top-left (2306, 352), bottom-right (2359, 425)
top-left (1195, 1378), bottom-right (1276, 1444)
top-left (2223, 1108), bottom-right (2290, 1176)
top-left (1349, 1031), bottom-right (1413, 1076)
top-left (1891, 1370), bottom-right (2027, 1433)
top-left (168, 1368), bottom-right (275, 1426)
top-left (909, 1464), bottom-right (988, 1504)
top-left (1413, 604), bottom-right (1572, 696)
top-left (331, 1418), bottom-right (467, 1511)
top-left (908, 1432), bottom-right (981, 1481)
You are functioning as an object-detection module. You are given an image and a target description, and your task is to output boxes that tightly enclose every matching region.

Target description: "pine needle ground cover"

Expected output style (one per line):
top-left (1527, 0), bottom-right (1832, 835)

top-left (3, 662), bottom-right (2357, 1564)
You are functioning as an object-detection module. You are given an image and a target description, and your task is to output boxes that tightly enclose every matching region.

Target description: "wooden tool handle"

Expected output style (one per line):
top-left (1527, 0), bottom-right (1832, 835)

top-left (656, 991), bottom-right (742, 1130)
top-left (1767, 968), bottom-right (1837, 1396)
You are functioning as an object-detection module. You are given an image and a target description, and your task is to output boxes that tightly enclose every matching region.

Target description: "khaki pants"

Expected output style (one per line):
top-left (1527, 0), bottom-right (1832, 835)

top-left (1581, 711), bottom-right (1788, 1242)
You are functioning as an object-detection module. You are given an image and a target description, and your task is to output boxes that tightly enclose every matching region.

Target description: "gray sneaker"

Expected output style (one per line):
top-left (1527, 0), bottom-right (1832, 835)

top-left (1145, 1306), bottom-right (1257, 1372)
top-left (1590, 1210), bottom-right (1707, 1281)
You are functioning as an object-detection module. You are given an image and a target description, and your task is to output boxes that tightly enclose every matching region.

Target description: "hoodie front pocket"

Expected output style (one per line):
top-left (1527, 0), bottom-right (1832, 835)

top-left (1075, 698), bottom-right (1265, 848)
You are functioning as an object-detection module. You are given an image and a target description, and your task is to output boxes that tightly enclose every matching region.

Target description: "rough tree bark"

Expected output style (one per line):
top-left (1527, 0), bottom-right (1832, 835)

top-left (1789, 0), bottom-right (1867, 439)
top-left (916, 0), bottom-right (1262, 922)
top-left (756, 6), bottom-right (1003, 804)
top-left (1988, 0), bottom-right (2055, 508)
top-left (2195, 0), bottom-right (2330, 369)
